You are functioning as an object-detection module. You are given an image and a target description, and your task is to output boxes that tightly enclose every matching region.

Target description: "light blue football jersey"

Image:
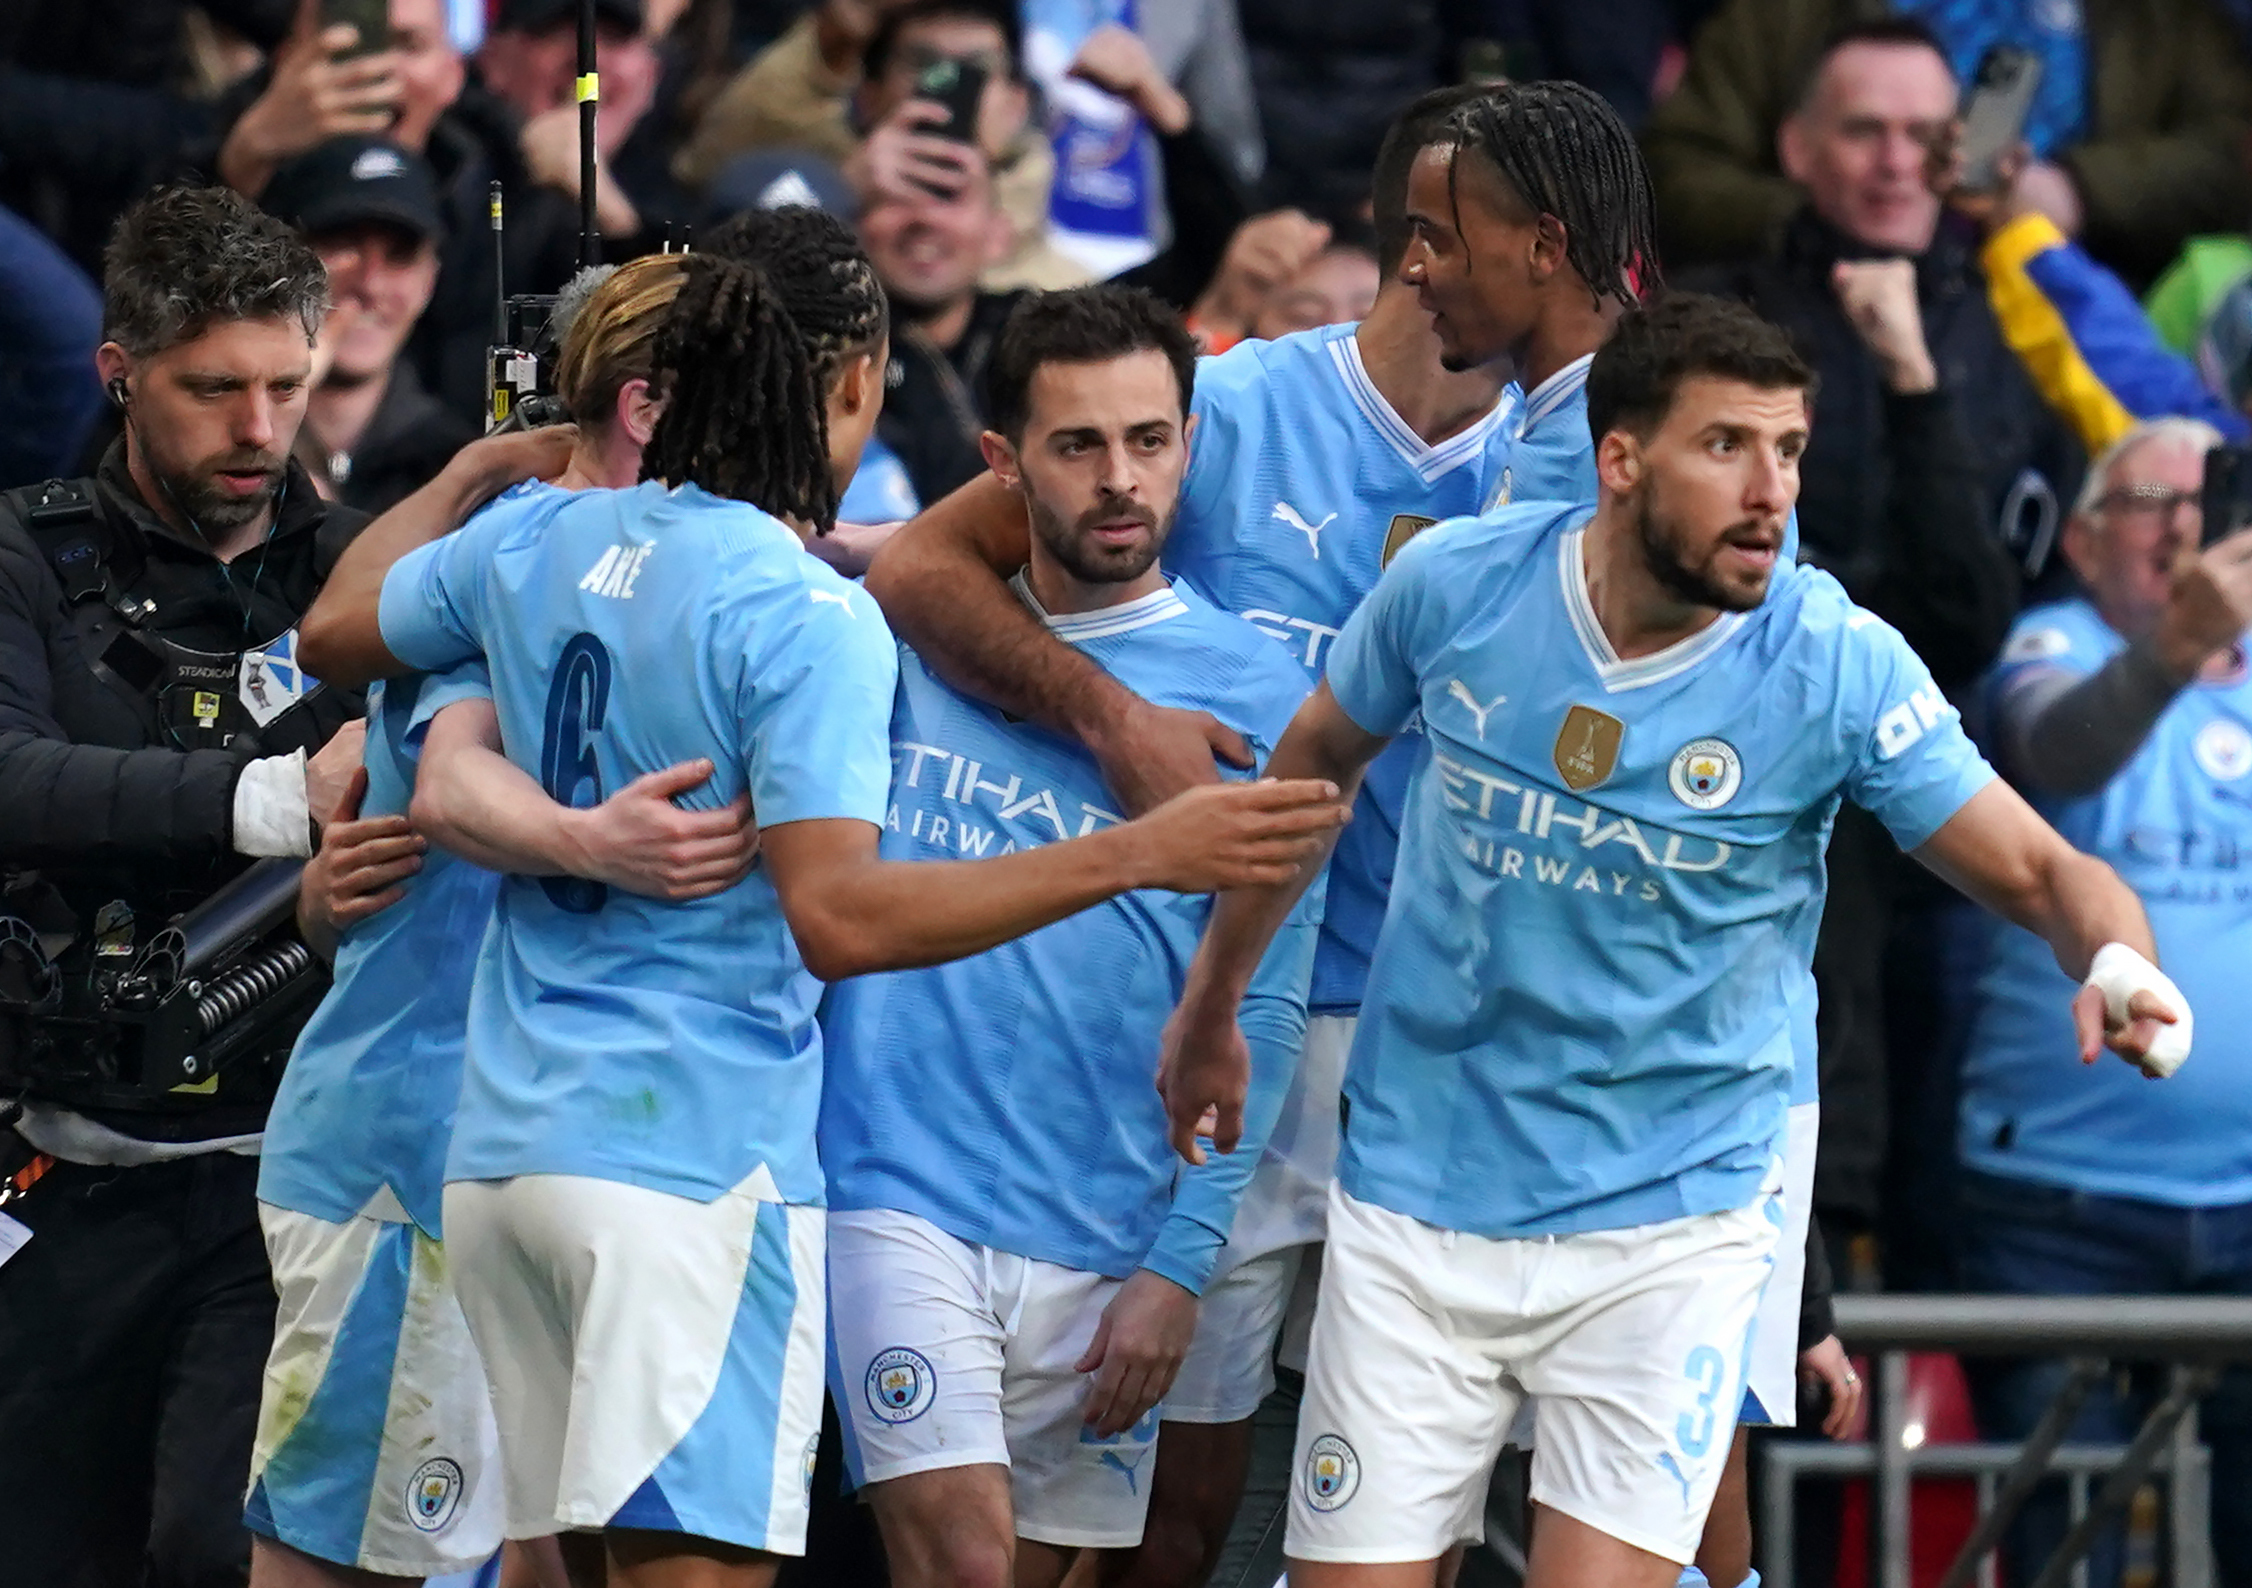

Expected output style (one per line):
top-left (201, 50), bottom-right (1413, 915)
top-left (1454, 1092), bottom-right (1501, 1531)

top-left (1962, 601), bottom-right (2252, 1206)
top-left (1326, 502), bottom-right (1994, 1238)
top-left (821, 577), bottom-right (1323, 1293)
top-left (1483, 353), bottom-right (1597, 512)
top-left (258, 663), bottom-right (499, 1235)
top-left (378, 479), bottom-right (899, 1203)
top-left (1170, 322), bottom-right (1514, 1012)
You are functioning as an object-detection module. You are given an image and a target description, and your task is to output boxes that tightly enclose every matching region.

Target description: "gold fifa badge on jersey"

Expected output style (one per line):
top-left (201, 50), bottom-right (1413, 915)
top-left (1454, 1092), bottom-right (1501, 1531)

top-left (1553, 704), bottom-right (1624, 792)
top-left (1381, 514), bottom-right (1438, 568)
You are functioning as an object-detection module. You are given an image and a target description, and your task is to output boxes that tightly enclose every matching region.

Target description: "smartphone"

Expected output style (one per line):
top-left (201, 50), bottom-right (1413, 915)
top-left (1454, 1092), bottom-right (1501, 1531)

top-left (2201, 445), bottom-right (2252, 546)
top-left (915, 57), bottom-right (988, 146)
top-left (1956, 46), bottom-right (2042, 192)
top-left (321, 0), bottom-right (390, 58)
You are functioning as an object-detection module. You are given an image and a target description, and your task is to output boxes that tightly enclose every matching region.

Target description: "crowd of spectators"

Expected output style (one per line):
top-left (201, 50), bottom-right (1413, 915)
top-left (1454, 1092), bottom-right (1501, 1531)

top-left (11, 0), bottom-right (2252, 1582)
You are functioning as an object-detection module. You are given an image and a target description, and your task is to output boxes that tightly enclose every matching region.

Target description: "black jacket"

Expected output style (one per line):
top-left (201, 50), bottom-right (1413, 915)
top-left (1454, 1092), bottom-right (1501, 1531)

top-left (1688, 206), bottom-right (2078, 692)
top-left (0, 445), bottom-right (365, 1133)
top-left (878, 290), bottom-right (1028, 510)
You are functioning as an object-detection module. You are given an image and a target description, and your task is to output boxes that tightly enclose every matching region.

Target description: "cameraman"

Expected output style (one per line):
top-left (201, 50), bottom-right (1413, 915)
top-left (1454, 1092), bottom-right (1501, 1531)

top-left (0, 185), bottom-right (369, 1587)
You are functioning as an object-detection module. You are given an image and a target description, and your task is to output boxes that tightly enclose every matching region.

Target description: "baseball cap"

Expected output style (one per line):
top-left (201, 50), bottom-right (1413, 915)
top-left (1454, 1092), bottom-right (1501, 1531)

top-left (494, 0), bottom-right (644, 34)
top-left (704, 150), bottom-right (860, 222)
top-left (262, 138), bottom-right (444, 244)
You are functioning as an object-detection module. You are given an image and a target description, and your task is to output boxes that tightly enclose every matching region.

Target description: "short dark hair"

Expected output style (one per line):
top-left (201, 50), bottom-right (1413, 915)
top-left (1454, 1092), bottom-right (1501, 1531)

top-left (1442, 81), bottom-right (1659, 311)
top-left (1585, 292), bottom-right (1816, 443)
top-left (987, 285), bottom-right (1198, 442)
top-left (102, 184), bottom-right (329, 358)
top-left (865, 0), bottom-right (1021, 83)
top-left (1791, 18), bottom-right (1954, 113)
top-left (1370, 83), bottom-right (1494, 274)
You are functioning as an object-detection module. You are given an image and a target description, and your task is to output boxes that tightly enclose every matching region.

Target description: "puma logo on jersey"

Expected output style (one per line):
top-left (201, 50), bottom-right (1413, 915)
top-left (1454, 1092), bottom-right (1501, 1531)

top-left (1447, 679), bottom-right (1508, 739)
top-left (1272, 501), bottom-right (1336, 559)
top-left (578, 542), bottom-right (653, 599)
top-left (807, 588), bottom-right (857, 617)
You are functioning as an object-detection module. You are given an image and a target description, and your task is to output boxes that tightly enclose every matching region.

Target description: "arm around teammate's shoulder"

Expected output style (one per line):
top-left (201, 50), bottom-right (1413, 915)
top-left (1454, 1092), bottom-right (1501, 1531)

top-left (863, 472), bottom-right (1252, 815)
top-left (300, 427), bottom-right (576, 686)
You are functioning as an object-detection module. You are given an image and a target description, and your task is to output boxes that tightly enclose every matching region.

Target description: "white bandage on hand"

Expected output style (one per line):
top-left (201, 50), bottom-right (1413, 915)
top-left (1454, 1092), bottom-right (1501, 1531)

top-left (2083, 942), bottom-right (2194, 1078)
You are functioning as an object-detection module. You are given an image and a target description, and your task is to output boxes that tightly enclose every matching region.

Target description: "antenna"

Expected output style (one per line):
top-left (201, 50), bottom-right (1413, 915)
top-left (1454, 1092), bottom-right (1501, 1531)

top-left (490, 180), bottom-right (507, 343)
top-left (577, 0), bottom-right (600, 269)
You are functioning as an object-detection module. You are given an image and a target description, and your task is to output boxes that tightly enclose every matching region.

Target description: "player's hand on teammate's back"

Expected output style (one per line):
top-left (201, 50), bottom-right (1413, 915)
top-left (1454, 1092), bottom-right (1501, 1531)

top-left (453, 424), bottom-right (580, 512)
top-left (298, 765), bottom-right (424, 958)
top-left (562, 759), bottom-right (761, 901)
top-left (1075, 1269), bottom-right (1198, 1437)
top-left (1122, 776), bottom-right (1344, 892)
top-left (1089, 699), bottom-right (1256, 817)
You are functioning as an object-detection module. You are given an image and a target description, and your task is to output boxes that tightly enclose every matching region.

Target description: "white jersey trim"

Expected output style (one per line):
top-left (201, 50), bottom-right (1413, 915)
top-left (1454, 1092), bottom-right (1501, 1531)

top-left (1010, 570), bottom-right (1189, 642)
top-left (1558, 526), bottom-right (1745, 692)
top-left (1327, 333), bottom-right (1509, 484)
top-left (1520, 354), bottom-right (1595, 430)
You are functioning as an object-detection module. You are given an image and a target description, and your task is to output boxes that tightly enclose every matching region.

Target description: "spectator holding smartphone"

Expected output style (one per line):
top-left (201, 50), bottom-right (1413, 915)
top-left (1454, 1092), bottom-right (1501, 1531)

top-left (1963, 416), bottom-right (2252, 1586)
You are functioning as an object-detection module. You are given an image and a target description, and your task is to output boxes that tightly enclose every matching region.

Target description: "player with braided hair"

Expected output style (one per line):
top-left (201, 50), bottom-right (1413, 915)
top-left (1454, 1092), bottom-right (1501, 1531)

top-left (1404, 78), bottom-right (1660, 511)
top-left (703, 204), bottom-right (924, 542)
top-left (638, 251), bottom-right (847, 530)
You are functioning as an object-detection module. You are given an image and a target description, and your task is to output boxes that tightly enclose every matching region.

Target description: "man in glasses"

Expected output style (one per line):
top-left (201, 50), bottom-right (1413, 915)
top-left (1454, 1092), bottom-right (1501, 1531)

top-left (1961, 415), bottom-right (2252, 1586)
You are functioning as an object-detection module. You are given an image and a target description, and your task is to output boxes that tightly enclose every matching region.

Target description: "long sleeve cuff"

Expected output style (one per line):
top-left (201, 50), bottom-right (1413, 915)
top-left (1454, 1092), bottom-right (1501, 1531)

top-left (231, 750), bottom-right (312, 857)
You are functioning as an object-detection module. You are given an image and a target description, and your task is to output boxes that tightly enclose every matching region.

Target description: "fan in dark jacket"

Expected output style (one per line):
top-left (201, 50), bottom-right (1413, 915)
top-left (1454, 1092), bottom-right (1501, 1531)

top-left (1683, 21), bottom-right (2079, 1276)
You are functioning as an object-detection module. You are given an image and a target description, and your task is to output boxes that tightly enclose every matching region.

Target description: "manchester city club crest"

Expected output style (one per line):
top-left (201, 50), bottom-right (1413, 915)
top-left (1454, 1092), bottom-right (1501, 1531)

top-left (404, 1456), bottom-right (464, 1533)
top-left (1668, 737), bottom-right (1743, 810)
top-left (1382, 513), bottom-right (1438, 568)
top-left (865, 1346), bottom-right (936, 1424)
top-left (803, 1432), bottom-right (821, 1494)
top-left (1303, 1433), bottom-right (1361, 1512)
top-left (1553, 704), bottom-right (1624, 792)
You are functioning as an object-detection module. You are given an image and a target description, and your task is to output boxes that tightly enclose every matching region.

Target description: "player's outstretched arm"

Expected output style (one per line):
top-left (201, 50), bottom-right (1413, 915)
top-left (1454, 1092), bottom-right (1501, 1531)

top-left (1160, 685), bottom-right (1386, 1161)
top-left (1915, 779), bottom-right (2188, 1076)
top-left (300, 427), bottom-right (577, 686)
top-left (412, 699), bottom-right (760, 900)
top-left (863, 474), bottom-right (1251, 815)
top-left (757, 776), bottom-right (1345, 983)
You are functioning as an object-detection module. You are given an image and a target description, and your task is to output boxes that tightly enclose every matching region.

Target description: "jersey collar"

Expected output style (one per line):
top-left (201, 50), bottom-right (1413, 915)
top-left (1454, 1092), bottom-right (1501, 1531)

top-left (1558, 524), bottom-right (1745, 692)
top-left (1517, 354), bottom-right (1594, 435)
top-left (1327, 332), bottom-right (1510, 484)
top-left (1010, 569), bottom-right (1188, 642)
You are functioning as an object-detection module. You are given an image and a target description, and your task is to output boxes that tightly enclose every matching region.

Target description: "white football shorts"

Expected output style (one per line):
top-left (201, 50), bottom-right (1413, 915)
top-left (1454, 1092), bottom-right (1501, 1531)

top-left (246, 1198), bottom-right (504, 1577)
top-left (827, 1207), bottom-right (1158, 1549)
top-left (1288, 1176), bottom-right (1782, 1567)
top-left (442, 1169), bottom-right (825, 1554)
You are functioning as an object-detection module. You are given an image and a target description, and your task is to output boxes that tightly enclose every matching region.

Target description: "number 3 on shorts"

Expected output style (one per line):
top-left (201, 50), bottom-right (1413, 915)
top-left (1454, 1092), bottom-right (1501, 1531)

top-left (1676, 1344), bottom-right (1726, 1459)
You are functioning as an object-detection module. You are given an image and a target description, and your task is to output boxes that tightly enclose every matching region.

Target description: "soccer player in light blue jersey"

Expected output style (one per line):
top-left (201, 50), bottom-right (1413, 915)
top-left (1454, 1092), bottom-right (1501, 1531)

top-left (297, 252), bottom-right (1344, 1588)
top-left (244, 266), bottom-right (775, 1588)
top-left (1158, 293), bottom-right (2189, 1588)
top-left (822, 286), bottom-right (1326, 1587)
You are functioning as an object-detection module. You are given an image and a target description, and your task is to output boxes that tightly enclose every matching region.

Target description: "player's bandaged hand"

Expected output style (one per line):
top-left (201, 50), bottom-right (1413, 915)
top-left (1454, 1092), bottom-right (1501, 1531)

top-left (2075, 942), bottom-right (2192, 1079)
